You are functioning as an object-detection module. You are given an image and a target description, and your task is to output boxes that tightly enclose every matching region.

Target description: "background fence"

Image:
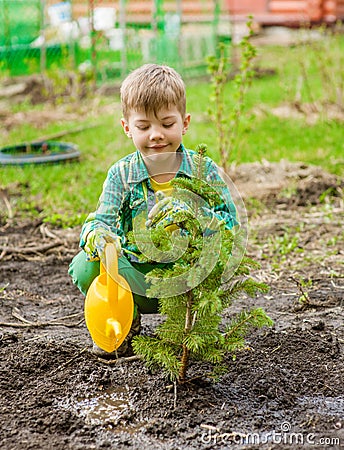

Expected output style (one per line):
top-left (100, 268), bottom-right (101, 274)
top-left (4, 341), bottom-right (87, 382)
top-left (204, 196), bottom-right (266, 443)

top-left (0, 0), bottom-right (226, 82)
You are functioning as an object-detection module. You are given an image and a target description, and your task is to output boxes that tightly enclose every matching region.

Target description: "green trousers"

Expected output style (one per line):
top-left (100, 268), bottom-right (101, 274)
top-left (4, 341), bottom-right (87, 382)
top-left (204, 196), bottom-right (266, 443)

top-left (68, 250), bottom-right (162, 314)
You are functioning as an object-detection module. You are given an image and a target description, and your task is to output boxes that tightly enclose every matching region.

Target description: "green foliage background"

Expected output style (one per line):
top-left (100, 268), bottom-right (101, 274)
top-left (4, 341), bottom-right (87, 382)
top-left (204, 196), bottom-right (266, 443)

top-left (1, 32), bottom-right (343, 226)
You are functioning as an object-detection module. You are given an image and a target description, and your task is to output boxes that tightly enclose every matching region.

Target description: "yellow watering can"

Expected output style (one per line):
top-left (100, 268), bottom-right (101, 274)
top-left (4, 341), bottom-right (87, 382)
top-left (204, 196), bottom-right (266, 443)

top-left (85, 242), bottom-right (134, 353)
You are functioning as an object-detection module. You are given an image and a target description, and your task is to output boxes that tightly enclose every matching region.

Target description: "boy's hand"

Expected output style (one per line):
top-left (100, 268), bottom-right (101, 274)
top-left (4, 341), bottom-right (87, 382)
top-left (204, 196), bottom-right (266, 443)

top-left (84, 228), bottom-right (121, 261)
top-left (146, 191), bottom-right (224, 236)
top-left (146, 191), bottom-right (193, 229)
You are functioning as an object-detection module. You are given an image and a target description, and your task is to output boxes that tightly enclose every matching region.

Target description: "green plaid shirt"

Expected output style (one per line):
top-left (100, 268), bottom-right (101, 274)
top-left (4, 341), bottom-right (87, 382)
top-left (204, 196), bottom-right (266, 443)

top-left (80, 144), bottom-right (238, 259)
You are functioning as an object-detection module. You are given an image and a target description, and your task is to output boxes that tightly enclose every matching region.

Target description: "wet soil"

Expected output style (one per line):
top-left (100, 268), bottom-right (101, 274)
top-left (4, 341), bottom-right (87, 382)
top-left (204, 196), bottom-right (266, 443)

top-left (0, 162), bottom-right (343, 450)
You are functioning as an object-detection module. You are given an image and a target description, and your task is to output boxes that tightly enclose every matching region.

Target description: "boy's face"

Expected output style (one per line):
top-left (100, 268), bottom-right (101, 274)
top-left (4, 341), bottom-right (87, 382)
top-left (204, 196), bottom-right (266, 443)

top-left (121, 106), bottom-right (190, 157)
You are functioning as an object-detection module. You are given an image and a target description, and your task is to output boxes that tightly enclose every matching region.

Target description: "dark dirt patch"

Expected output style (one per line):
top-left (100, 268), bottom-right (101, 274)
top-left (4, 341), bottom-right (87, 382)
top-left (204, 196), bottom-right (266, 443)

top-left (0, 162), bottom-right (343, 450)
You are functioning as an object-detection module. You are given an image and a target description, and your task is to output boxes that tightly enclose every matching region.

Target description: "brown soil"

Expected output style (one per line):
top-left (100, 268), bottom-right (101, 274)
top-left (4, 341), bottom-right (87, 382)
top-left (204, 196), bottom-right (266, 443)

top-left (253, 103), bottom-right (344, 125)
top-left (0, 162), bottom-right (343, 450)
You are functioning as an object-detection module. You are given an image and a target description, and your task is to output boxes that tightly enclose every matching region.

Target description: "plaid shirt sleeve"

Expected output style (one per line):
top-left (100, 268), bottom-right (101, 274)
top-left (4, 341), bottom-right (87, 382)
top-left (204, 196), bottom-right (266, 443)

top-left (79, 159), bottom-right (129, 249)
top-left (203, 157), bottom-right (239, 229)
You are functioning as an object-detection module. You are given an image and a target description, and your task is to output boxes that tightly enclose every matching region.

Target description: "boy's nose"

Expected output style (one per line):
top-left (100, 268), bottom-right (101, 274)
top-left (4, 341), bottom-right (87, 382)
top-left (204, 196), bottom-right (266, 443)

top-left (149, 127), bottom-right (164, 140)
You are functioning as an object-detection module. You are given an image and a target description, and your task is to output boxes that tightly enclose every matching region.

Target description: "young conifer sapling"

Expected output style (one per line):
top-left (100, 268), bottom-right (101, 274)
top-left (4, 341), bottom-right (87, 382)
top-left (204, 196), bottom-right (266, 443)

top-left (128, 144), bottom-right (272, 382)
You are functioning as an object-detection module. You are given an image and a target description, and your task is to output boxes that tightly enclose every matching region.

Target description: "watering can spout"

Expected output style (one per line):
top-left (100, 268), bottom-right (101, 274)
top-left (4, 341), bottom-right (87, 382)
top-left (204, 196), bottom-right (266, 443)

top-left (106, 318), bottom-right (122, 340)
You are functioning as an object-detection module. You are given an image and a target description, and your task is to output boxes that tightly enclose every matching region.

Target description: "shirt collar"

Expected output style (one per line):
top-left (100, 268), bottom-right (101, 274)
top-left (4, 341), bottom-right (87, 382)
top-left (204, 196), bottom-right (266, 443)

top-left (177, 143), bottom-right (194, 177)
top-left (127, 151), bottom-right (149, 184)
top-left (127, 144), bottom-right (193, 184)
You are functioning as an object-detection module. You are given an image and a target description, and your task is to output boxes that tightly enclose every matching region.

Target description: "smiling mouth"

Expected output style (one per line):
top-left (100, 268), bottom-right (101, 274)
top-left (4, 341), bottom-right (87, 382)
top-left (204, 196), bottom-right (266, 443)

top-left (148, 144), bottom-right (168, 150)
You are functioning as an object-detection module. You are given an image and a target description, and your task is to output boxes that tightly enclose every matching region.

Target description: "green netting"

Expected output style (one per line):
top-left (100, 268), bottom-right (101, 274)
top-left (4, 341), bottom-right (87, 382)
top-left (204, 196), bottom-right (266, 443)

top-left (0, 0), bottom-right (78, 76)
top-left (0, 0), bottom-right (41, 46)
top-left (0, 0), bottom-right (223, 81)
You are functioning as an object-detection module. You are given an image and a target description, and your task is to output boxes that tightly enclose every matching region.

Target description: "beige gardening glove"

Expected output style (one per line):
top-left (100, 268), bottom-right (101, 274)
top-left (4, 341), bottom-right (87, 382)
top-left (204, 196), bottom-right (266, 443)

top-left (84, 228), bottom-right (121, 261)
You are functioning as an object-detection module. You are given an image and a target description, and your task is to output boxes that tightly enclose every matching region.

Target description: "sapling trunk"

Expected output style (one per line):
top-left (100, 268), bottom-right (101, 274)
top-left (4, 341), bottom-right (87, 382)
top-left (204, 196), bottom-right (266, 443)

top-left (179, 291), bottom-right (193, 381)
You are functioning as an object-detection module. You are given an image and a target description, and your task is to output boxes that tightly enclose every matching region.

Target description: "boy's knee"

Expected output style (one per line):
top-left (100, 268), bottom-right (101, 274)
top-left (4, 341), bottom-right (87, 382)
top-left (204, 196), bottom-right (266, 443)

top-left (69, 251), bottom-right (100, 296)
top-left (69, 252), bottom-right (159, 314)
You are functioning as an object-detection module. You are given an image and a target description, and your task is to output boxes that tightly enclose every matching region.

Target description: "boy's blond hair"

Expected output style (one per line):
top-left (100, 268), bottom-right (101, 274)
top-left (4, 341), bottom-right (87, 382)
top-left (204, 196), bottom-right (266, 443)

top-left (120, 64), bottom-right (186, 120)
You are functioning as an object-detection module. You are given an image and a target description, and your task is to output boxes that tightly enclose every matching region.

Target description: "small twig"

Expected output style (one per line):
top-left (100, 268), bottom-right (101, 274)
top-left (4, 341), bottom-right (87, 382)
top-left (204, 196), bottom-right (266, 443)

top-left (0, 191), bottom-right (13, 219)
top-left (173, 380), bottom-right (177, 410)
top-left (45, 312), bottom-right (84, 322)
top-left (290, 276), bottom-right (310, 300)
top-left (0, 321), bottom-right (84, 328)
top-left (12, 310), bottom-right (33, 324)
top-left (0, 247), bottom-right (6, 260)
top-left (12, 309), bottom-right (84, 324)
top-left (0, 241), bottom-right (63, 255)
top-left (270, 344), bottom-right (282, 354)
top-left (323, 384), bottom-right (333, 392)
top-left (24, 334), bottom-right (48, 343)
top-left (0, 313), bottom-right (85, 328)
top-left (96, 355), bottom-right (142, 365)
top-left (39, 223), bottom-right (58, 239)
top-left (0, 237), bottom-right (9, 260)
top-left (331, 280), bottom-right (344, 290)
top-left (329, 332), bottom-right (344, 344)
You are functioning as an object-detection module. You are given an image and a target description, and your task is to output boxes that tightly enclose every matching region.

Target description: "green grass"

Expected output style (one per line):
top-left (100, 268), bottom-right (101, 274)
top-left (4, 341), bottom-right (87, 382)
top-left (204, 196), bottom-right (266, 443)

top-left (1, 32), bottom-right (343, 226)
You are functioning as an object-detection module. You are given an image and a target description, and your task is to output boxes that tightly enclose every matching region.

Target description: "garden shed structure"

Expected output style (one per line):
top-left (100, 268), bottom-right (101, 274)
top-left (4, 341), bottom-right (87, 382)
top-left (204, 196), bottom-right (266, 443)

top-left (224, 0), bottom-right (344, 25)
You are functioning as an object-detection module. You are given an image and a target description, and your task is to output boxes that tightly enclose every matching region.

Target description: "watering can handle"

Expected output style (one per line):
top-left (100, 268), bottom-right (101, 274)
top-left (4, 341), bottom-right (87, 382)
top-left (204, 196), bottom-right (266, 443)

top-left (100, 243), bottom-right (119, 303)
top-left (99, 242), bottom-right (119, 278)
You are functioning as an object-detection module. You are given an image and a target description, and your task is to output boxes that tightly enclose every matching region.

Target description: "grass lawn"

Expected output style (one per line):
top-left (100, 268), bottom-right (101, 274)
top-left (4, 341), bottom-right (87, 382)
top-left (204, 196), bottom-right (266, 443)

top-left (1, 31), bottom-right (343, 226)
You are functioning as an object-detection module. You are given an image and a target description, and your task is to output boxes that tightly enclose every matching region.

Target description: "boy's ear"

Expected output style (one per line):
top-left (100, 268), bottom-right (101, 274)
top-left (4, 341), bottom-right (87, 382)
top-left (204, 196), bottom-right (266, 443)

top-left (182, 114), bottom-right (191, 135)
top-left (121, 118), bottom-right (132, 138)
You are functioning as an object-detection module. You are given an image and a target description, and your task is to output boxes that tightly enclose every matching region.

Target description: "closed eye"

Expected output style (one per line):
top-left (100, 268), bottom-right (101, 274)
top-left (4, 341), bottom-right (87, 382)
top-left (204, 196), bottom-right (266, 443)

top-left (163, 123), bottom-right (175, 128)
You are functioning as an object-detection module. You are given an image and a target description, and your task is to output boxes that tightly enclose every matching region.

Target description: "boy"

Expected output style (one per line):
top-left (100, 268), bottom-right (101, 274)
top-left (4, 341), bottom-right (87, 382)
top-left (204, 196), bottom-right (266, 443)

top-left (69, 64), bottom-right (238, 358)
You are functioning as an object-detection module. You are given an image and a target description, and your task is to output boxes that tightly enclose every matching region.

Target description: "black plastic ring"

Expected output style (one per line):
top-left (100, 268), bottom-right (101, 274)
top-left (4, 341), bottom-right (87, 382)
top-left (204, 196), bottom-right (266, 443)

top-left (0, 141), bottom-right (80, 165)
